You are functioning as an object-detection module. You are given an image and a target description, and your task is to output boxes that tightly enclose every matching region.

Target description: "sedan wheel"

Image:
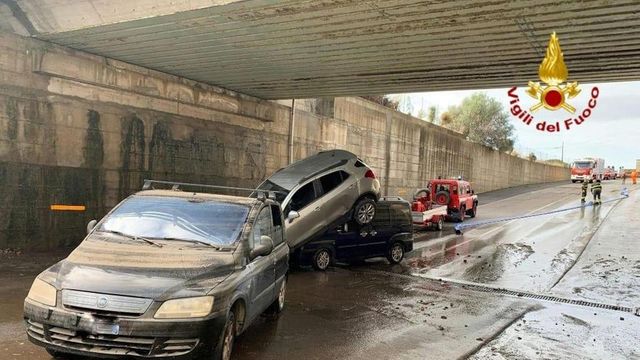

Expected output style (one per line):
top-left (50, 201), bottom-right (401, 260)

top-left (387, 243), bottom-right (405, 264)
top-left (313, 249), bottom-right (331, 271)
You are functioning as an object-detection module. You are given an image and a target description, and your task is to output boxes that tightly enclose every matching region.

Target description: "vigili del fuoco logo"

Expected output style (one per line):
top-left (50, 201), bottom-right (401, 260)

top-left (507, 32), bottom-right (599, 132)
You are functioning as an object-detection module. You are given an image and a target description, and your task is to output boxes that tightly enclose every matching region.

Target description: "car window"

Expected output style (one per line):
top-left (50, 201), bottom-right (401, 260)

top-left (289, 182), bottom-right (317, 212)
top-left (319, 171), bottom-right (344, 194)
top-left (390, 204), bottom-right (411, 224)
top-left (270, 205), bottom-right (284, 246)
top-left (251, 207), bottom-right (273, 249)
top-left (374, 206), bottom-right (391, 225)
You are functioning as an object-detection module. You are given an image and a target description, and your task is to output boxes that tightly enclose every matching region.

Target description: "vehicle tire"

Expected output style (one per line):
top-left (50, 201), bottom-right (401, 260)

top-left (354, 197), bottom-right (376, 225)
top-left (571, 180), bottom-right (576, 183)
top-left (467, 203), bottom-right (477, 218)
top-left (434, 217), bottom-right (444, 231)
top-left (266, 278), bottom-right (287, 314)
top-left (387, 242), bottom-right (405, 264)
top-left (414, 188), bottom-right (430, 200)
top-left (213, 311), bottom-right (236, 360)
top-left (434, 191), bottom-right (450, 205)
top-left (312, 249), bottom-right (331, 271)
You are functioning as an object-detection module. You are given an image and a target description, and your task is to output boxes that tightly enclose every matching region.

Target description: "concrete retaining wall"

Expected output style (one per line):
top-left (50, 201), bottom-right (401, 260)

top-left (0, 32), bottom-right (568, 249)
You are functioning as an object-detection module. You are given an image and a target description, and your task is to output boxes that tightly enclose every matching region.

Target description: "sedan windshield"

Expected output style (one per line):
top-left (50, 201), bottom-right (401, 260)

top-left (98, 196), bottom-right (249, 246)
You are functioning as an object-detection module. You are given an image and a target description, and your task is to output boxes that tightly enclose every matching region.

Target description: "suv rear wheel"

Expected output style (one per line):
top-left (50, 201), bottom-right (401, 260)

top-left (387, 242), bottom-right (405, 264)
top-left (313, 249), bottom-right (332, 271)
top-left (467, 203), bottom-right (477, 218)
top-left (354, 197), bottom-right (376, 225)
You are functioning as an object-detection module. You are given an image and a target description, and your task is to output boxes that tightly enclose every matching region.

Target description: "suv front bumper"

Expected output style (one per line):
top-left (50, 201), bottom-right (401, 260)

top-left (24, 298), bottom-right (226, 359)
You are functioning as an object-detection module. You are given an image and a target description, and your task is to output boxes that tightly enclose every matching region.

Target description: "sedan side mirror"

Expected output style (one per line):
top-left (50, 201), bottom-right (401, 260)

top-left (287, 210), bottom-right (300, 223)
top-left (250, 235), bottom-right (274, 260)
top-left (86, 219), bottom-right (98, 234)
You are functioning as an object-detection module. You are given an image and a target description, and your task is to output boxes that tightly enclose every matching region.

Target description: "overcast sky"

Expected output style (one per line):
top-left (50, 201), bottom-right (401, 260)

top-left (392, 81), bottom-right (639, 169)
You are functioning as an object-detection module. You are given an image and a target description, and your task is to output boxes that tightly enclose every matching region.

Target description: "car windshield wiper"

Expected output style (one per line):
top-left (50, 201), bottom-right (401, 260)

top-left (151, 237), bottom-right (226, 250)
top-left (100, 230), bottom-right (163, 248)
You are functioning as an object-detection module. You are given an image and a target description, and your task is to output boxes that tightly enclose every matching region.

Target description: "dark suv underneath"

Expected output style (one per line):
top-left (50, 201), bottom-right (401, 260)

top-left (293, 197), bottom-right (413, 270)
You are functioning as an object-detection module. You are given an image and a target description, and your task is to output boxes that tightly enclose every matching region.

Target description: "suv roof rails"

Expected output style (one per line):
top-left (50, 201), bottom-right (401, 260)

top-left (298, 159), bottom-right (349, 185)
top-left (141, 179), bottom-right (286, 202)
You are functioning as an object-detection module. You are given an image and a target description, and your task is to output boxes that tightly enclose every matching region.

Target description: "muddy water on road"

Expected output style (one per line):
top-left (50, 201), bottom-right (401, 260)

top-left (407, 183), bottom-right (627, 292)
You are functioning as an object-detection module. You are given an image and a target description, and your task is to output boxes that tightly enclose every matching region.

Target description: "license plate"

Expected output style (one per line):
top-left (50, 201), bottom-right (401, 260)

top-left (95, 323), bottom-right (119, 335)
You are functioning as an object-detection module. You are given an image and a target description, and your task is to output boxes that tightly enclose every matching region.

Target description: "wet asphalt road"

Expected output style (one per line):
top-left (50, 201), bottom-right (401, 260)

top-left (1, 181), bottom-right (638, 359)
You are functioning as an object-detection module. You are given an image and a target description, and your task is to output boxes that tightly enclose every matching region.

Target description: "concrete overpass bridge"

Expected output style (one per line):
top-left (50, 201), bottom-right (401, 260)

top-left (2, 0), bottom-right (639, 99)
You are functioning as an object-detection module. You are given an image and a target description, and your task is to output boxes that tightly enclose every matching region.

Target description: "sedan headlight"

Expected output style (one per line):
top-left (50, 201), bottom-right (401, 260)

top-left (27, 278), bottom-right (57, 307)
top-left (154, 296), bottom-right (214, 319)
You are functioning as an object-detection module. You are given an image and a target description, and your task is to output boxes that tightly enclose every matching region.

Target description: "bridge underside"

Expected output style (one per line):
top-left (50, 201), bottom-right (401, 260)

top-left (9, 0), bottom-right (640, 99)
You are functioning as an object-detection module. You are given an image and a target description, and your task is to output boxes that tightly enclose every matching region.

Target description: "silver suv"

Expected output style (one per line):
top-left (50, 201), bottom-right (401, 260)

top-left (257, 150), bottom-right (381, 249)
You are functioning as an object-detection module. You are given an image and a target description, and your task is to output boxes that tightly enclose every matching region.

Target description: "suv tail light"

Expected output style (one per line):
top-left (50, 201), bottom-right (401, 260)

top-left (365, 169), bottom-right (376, 179)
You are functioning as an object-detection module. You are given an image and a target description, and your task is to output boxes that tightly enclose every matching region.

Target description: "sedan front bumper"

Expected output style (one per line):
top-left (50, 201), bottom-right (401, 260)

top-left (24, 298), bottom-right (226, 359)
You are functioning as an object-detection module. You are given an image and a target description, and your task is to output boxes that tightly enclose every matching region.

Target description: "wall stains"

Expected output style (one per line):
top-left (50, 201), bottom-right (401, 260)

top-left (83, 110), bottom-right (104, 169)
top-left (149, 120), bottom-right (226, 185)
top-left (6, 98), bottom-right (18, 140)
top-left (119, 114), bottom-right (146, 198)
top-left (3, 164), bottom-right (39, 248)
top-left (82, 110), bottom-right (106, 224)
top-left (148, 120), bottom-right (175, 176)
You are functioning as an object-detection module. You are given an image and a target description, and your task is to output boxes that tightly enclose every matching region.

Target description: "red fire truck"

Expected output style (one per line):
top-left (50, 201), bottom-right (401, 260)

top-left (571, 157), bottom-right (605, 183)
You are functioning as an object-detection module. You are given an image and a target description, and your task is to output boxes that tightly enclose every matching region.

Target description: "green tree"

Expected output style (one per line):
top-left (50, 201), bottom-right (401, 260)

top-left (361, 95), bottom-right (399, 110)
top-left (428, 106), bottom-right (437, 123)
top-left (445, 93), bottom-right (515, 152)
top-left (416, 107), bottom-right (428, 120)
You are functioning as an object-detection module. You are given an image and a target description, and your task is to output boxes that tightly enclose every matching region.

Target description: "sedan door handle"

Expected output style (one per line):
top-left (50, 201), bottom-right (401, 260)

top-left (314, 206), bottom-right (321, 212)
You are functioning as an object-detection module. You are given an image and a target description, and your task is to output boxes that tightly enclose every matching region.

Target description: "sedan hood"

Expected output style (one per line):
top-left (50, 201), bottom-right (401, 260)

top-left (41, 236), bottom-right (237, 300)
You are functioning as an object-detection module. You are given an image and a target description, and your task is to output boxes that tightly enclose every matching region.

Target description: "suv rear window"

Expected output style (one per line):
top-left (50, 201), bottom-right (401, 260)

top-left (390, 204), bottom-right (411, 224)
top-left (319, 171), bottom-right (349, 194)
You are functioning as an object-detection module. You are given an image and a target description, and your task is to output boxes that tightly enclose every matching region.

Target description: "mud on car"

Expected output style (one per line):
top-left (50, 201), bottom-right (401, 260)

top-left (24, 180), bottom-right (289, 360)
top-left (256, 150), bottom-right (381, 250)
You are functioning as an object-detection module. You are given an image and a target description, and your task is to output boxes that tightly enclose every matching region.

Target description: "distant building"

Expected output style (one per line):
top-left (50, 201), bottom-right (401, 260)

top-left (637, 159), bottom-right (640, 171)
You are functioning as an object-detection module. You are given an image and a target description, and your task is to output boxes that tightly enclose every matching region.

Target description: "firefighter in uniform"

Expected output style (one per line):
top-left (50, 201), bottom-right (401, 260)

top-left (591, 179), bottom-right (602, 205)
top-left (580, 179), bottom-right (589, 203)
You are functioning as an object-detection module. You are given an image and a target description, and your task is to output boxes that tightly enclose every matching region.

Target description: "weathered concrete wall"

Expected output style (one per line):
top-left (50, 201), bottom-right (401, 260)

top-left (294, 97), bottom-right (569, 198)
top-left (0, 32), bottom-right (568, 249)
